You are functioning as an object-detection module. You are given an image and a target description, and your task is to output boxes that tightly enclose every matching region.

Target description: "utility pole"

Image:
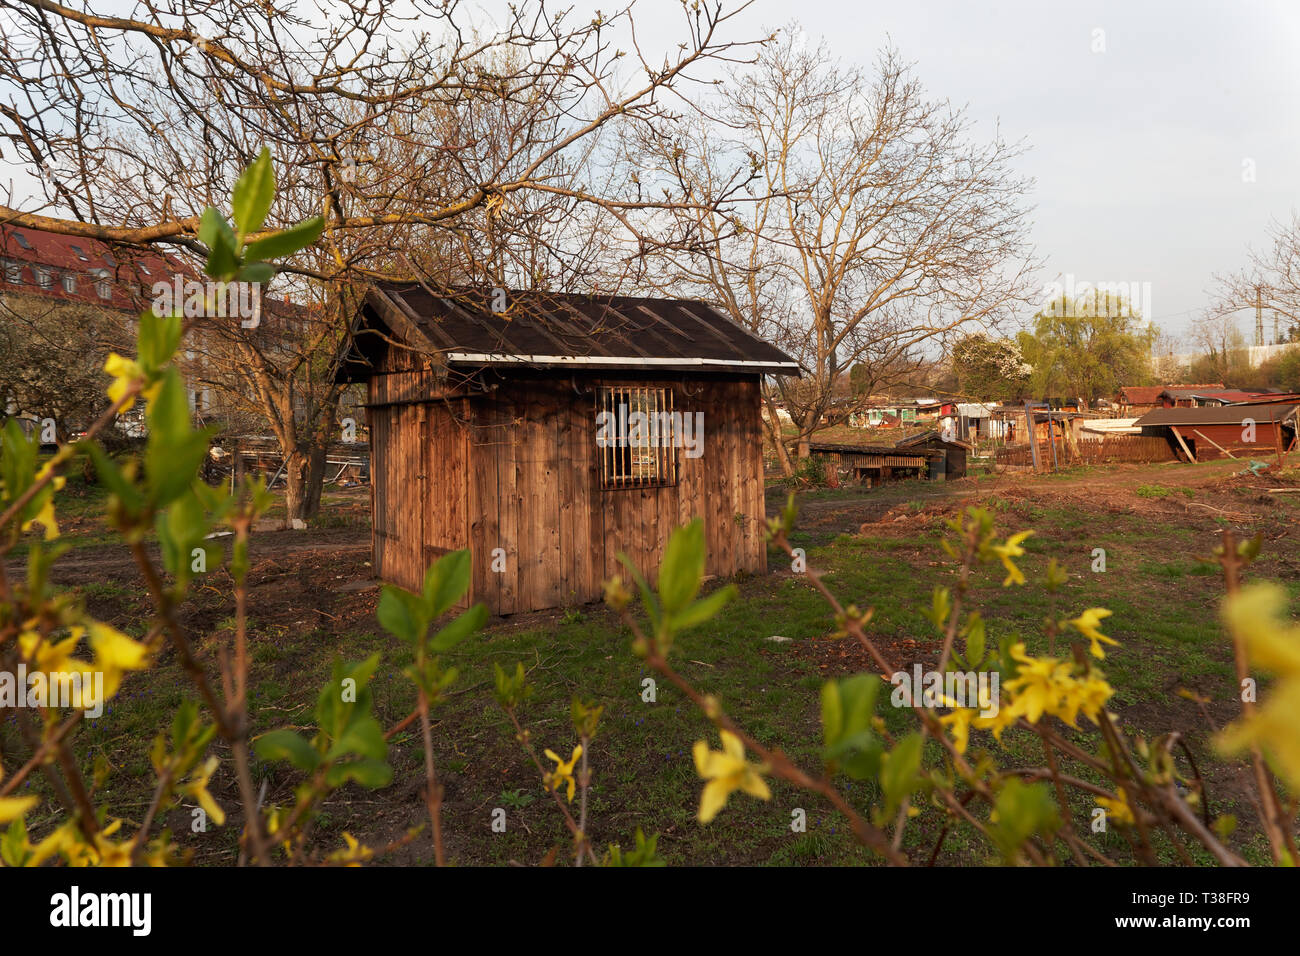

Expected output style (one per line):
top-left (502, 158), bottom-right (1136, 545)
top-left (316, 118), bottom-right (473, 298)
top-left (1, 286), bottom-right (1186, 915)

top-left (1256, 285), bottom-right (1264, 348)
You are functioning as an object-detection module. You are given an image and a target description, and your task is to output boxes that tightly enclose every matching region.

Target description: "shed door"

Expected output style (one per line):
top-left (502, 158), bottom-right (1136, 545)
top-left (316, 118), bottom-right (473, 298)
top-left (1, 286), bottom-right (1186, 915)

top-left (374, 403), bottom-right (424, 591)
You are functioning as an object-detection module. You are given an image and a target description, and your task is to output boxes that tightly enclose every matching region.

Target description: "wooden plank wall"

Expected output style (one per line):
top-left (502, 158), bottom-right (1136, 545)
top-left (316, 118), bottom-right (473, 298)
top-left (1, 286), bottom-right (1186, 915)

top-left (368, 344), bottom-right (468, 592)
top-left (464, 375), bottom-right (766, 615)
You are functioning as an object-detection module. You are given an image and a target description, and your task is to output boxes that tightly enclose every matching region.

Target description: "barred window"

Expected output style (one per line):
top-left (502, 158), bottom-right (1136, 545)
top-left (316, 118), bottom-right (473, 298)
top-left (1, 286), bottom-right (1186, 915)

top-left (596, 385), bottom-right (678, 489)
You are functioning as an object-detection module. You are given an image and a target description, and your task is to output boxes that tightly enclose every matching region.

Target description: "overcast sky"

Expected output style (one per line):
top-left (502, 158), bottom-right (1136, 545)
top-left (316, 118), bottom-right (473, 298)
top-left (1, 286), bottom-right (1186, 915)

top-left (4, 0), bottom-right (1296, 345)
top-left (574, 0), bottom-right (1300, 344)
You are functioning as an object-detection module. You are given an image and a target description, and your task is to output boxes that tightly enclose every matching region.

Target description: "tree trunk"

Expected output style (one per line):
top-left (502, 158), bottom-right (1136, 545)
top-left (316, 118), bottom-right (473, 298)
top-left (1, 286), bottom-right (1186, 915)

top-left (283, 444), bottom-right (327, 524)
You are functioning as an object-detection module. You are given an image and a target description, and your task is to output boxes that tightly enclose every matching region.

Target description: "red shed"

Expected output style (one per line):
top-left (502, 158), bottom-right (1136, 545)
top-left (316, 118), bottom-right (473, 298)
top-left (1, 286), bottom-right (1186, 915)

top-left (1134, 404), bottom-right (1298, 461)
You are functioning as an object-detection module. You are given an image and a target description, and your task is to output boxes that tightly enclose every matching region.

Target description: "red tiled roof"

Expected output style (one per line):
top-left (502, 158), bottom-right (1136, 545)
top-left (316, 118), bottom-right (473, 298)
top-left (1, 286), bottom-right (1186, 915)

top-left (0, 222), bottom-right (192, 312)
top-left (1234, 392), bottom-right (1300, 405)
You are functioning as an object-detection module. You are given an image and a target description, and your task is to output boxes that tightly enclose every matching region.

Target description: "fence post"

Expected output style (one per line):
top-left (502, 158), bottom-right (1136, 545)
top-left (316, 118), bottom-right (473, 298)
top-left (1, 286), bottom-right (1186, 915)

top-left (1023, 404), bottom-right (1039, 472)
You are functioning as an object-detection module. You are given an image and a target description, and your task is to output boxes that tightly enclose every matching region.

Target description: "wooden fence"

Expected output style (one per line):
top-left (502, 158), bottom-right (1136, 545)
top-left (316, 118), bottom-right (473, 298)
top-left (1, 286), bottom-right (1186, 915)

top-left (1075, 434), bottom-right (1177, 464)
top-left (996, 434), bottom-right (1176, 469)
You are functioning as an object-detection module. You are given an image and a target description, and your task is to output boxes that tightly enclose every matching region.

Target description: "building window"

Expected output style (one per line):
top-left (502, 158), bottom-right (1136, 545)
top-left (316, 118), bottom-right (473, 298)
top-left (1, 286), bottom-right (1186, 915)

top-left (35, 267), bottom-right (52, 289)
top-left (1, 259), bottom-right (19, 283)
top-left (596, 385), bottom-right (678, 489)
top-left (96, 278), bottom-right (110, 298)
top-left (61, 273), bottom-right (76, 293)
top-left (12, 232), bottom-right (31, 250)
top-left (69, 244), bottom-right (89, 261)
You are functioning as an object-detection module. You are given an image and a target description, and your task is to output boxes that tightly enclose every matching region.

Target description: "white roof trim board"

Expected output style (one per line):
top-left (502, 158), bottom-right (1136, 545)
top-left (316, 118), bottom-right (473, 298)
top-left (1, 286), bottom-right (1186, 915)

top-left (444, 351), bottom-right (802, 370)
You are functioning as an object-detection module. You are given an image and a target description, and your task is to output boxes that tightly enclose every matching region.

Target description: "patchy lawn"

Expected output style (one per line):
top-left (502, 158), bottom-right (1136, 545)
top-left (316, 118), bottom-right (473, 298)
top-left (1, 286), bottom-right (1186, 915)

top-left (6, 458), bottom-right (1296, 865)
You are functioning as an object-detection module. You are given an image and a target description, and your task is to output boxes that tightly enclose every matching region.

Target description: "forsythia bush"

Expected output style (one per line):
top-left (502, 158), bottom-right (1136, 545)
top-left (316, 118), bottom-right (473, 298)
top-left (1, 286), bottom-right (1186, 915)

top-left (0, 154), bottom-right (1295, 867)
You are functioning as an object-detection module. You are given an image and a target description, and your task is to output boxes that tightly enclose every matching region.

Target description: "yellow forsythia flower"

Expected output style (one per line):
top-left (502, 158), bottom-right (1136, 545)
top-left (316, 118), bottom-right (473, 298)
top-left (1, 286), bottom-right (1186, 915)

top-left (92, 820), bottom-right (134, 867)
top-left (1071, 608), bottom-right (1123, 660)
top-left (1070, 608), bottom-right (1119, 658)
top-left (18, 628), bottom-right (89, 673)
top-left (104, 352), bottom-right (145, 412)
top-left (1097, 788), bottom-right (1136, 826)
top-left (184, 756), bottom-right (226, 827)
top-left (87, 621), bottom-right (150, 701)
top-left (20, 460), bottom-right (67, 541)
top-left (328, 833), bottom-right (375, 867)
top-left (993, 643), bottom-right (1114, 730)
top-left (939, 707), bottom-right (978, 754)
top-left (1217, 584), bottom-right (1300, 790)
top-left (543, 744), bottom-right (583, 803)
top-left (992, 531), bottom-right (1033, 587)
top-left (30, 820), bottom-right (87, 866)
top-left (691, 730), bottom-right (770, 824)
top-left (0, 795), bottom-right (39, 824)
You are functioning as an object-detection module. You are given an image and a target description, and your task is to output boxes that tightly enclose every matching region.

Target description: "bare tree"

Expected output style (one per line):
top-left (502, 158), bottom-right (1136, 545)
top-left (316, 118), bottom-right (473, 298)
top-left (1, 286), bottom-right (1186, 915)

top-left (630, 28), bottom-right (1036, 472)
top-left (0, 0), bottom-right (762, 516)
top-left (1211, 212), bottom-right (1300, 341)
top-left (1187, 310), bottom-right (1247, 384)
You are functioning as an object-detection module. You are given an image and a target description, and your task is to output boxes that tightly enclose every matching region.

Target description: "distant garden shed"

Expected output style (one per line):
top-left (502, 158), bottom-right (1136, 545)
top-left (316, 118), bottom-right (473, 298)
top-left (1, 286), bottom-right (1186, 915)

top-left (1134, 404), bottom-right (1299, 461)
top-left (337, 283), bottom-right (800, 614)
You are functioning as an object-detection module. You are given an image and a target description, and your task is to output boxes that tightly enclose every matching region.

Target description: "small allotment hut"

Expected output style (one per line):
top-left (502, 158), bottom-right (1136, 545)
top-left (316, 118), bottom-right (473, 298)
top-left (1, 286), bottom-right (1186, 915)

top-left (337, 283), bottom-right (800, 615)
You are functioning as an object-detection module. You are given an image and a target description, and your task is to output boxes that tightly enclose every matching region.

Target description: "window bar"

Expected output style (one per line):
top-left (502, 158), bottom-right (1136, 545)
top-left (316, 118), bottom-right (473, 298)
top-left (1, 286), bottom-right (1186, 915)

top-left (666, 387), bottom-right (674, 484)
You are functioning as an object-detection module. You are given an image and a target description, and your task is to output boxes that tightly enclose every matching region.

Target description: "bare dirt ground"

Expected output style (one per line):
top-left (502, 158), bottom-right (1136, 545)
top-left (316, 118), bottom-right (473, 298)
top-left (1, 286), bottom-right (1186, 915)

top-left (12, 459), bottom-right (1297, 865)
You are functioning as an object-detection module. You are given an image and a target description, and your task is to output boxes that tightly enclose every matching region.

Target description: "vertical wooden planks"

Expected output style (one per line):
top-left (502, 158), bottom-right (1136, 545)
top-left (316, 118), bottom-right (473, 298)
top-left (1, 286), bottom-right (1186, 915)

top-left (578, 389), bottom-right (604, 603)
top-left (556, 389), bottom-right (576, 604)
top-left (496, 393), bottom-right (520, 614)
top-left (469, 396), bottom-right (501, 614)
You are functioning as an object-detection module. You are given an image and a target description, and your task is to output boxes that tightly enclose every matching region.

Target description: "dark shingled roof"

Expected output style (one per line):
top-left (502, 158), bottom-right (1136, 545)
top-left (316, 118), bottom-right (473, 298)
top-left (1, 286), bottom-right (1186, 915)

top-left (1135, 404), bottom-right (1299, 427)
top-left (1119, 384), bottom-right (1224, 404)
top-left (339, 282), bottom-right (801, 379)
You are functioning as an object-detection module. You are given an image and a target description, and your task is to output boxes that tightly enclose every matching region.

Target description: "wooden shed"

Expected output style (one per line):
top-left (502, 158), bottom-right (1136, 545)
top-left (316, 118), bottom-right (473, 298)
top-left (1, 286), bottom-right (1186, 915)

top-left (337, 284), bottom-right (800, 614)
top-left (1134, 404), bottom-right (1299, 461)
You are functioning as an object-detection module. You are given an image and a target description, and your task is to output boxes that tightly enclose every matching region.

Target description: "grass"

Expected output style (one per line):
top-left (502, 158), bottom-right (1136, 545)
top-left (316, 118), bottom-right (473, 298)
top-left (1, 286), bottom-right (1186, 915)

top-left (7, 464), bottom-right (1284, 866)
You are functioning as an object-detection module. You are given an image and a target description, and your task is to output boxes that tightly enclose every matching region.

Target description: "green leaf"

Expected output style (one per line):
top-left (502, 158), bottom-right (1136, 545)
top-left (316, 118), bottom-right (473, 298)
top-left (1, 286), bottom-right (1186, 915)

top-left (670, 584), bottom-right (736, 632)
top-left (821, 674), bottom-right (882, 779)
top-left (254, 730), bottom-right (319, 771)
top-left (429, 603), bottom-right (487, 653)
top-left (657, 520), bottom-right (705, 614)
top-left (879, 732), bottom-right (924, 814)
top-left (136, 310), bottom-right (183, 371)
top-left (200, 208), bottom-right (239, 280)
top-left (327, 716), bottom-right (387, 762)
top-left (242, 216), bottom-right (325, 263)
top-left (230, 146), bottom-right (275, 241)
top-left (146, 368), bottom-right (190, 444)
top-left (989, 778), bottom-right (1060, 860)
top-left (145, 428), bottom-right (209, 508)
top-left (492, 661), bottom-right (531, 708)
top-left (617, 552), bottom-right (662, 638)
top-left (235, 262), bottom-right (275, 284)
top-left (325, 757), bottom-right (392, 789)
top-left (423, 549), bottom-right (472, 619)
top-left (377, 585), bottom-right (427, 644)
